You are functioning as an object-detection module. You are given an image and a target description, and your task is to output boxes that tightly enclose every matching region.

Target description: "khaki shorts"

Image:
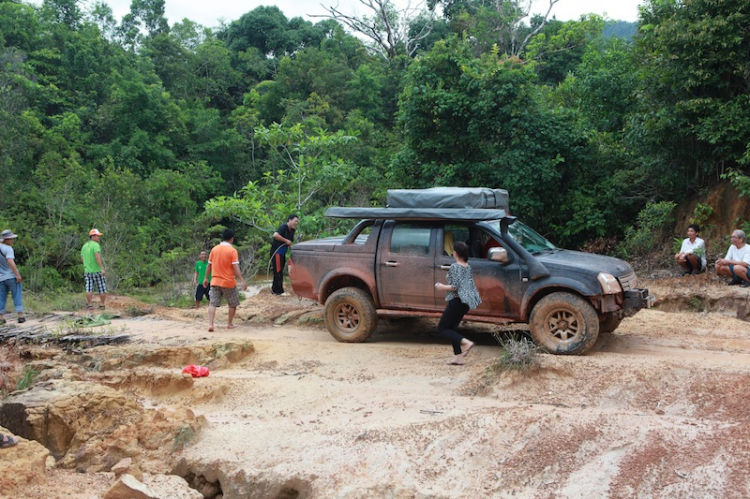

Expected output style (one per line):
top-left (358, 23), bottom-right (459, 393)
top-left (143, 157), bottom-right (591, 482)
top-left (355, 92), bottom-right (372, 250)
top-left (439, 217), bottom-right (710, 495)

top-left (209, 285), bottom-right (240, 308)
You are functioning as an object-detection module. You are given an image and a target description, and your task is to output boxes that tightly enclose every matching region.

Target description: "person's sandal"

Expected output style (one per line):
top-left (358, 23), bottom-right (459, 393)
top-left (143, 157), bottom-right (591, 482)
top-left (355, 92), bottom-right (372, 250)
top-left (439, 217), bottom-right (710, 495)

top-left (0, 319), bottom-right (5, 325)
top-left (17, 317), bottom-right (26, 324)
top-left (0, 434), bottom-right (19, 449)
top-left (99, 305), bottom-right (106, 310)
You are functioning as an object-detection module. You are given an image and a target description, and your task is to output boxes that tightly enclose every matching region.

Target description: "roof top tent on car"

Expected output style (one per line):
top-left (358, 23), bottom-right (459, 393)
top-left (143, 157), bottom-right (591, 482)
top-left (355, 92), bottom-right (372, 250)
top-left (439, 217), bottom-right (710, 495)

top-left (326, 187), bottom-right (512, 222)
top-left (386, 187), bottom-right (510, 212)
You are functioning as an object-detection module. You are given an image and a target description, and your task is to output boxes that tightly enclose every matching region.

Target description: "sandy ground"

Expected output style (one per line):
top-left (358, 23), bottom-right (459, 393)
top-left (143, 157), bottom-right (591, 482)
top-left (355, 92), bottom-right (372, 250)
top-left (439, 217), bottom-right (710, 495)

top-left (9, 275), bottom-right (750, 498)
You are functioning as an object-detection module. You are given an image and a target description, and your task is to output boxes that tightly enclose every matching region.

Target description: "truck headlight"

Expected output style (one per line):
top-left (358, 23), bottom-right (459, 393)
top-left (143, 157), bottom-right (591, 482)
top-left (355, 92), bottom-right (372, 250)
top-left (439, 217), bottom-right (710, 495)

top-left (598, 273), bottom-right (622, 295)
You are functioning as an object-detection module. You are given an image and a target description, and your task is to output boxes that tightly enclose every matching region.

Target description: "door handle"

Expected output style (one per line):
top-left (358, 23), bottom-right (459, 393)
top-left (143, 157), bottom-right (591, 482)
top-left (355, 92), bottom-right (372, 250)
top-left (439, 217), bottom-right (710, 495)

top-left (385, 261), bottom-right (400, 267)
top-left (439, 265), bottom-right (451, 270)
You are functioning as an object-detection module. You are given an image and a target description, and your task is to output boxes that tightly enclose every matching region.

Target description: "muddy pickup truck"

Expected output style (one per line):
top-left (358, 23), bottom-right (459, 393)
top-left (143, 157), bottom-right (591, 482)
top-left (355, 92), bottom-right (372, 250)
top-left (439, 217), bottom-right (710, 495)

top-left (289, 188), bottom-right (650, 355)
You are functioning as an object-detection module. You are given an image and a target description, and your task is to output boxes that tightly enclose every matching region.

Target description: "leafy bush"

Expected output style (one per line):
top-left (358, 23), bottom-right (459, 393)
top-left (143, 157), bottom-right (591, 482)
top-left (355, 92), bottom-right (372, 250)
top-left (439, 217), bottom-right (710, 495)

top-left (690, 203), bottom-right (714, 227)
top-left (722, 169), bottom-right (750, 199)
top-left (617, 201), bottom-right (676, 259)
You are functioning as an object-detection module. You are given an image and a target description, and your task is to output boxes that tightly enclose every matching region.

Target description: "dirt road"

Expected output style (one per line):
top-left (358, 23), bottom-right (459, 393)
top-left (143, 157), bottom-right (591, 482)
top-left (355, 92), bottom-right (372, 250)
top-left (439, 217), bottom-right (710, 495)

top-left (9, 276), bottom-right (750, 498)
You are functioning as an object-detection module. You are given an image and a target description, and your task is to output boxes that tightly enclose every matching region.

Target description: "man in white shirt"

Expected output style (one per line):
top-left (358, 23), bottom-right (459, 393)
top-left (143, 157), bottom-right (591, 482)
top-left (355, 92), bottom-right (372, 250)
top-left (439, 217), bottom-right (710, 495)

top-left (675, 224), bottom-right (707, 275)
top-left (715, 229), bottom-right (750, 286)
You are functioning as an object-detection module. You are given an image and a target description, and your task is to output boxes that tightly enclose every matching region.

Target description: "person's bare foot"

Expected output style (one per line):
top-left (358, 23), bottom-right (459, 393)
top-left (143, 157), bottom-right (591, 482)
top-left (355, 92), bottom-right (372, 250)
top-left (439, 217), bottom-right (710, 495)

top-left (227, 324), bottom-right (238, 329)
top-left (461, 339), bottom-right (475, 357)
top-left (447, 356), bottom-right (465, 365)
top-left (208, 326), bottom-right (214, 332)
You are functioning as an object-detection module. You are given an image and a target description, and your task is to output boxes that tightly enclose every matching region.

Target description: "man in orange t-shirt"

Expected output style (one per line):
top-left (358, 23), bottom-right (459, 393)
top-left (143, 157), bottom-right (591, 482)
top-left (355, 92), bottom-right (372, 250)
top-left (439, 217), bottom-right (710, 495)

top-left (204, 228), bottom-right (247, 332)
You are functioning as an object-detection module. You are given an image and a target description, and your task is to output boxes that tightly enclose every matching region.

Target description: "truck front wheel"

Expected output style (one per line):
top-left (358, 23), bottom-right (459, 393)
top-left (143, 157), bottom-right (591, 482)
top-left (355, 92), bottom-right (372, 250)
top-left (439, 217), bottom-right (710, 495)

top-left (324, 287), bottom-right (379, 343)
top-left (529, 292), bottom-right (599, 355)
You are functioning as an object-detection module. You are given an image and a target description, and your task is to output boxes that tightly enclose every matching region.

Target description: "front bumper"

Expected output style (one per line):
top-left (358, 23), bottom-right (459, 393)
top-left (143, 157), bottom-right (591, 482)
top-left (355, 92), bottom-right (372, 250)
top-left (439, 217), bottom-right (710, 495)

top-left (623, 288), bottom-right (652, 316)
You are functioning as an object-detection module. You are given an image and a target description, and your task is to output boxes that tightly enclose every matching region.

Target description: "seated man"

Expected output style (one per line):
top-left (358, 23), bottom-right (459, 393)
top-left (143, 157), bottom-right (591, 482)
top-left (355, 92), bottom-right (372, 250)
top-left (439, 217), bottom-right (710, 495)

top-left (675, 224), bottom-right (706, 275)
top-left (715, 229), bottom-right (750, 286)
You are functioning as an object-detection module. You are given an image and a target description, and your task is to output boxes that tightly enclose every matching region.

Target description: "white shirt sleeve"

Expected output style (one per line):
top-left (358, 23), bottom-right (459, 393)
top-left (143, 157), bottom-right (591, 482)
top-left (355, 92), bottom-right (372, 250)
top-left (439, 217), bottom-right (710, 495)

top-left (742, 245), bottom-right (750, 265)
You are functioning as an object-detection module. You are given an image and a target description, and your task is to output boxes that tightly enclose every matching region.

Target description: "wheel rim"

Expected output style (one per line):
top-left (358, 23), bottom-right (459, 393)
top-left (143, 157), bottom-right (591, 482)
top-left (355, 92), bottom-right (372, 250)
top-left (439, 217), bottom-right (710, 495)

top-left (546, 308), bottom-right (581, 341)
top-left (335, 303), bottom-right (360, 332)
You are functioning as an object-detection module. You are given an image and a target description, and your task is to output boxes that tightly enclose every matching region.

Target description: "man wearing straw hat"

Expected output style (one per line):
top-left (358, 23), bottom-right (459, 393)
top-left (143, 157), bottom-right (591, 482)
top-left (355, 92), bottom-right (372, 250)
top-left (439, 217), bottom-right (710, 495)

top-left (81, 228), bottom-right (107, 310)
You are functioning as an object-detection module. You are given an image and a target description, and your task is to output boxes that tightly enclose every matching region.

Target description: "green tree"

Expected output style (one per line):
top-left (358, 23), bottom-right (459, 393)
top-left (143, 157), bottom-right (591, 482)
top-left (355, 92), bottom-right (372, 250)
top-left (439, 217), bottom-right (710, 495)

top-left (396, 36), bottom-right (591, 237)
top-left (634, 0), bottom-right (750, 196)
top-left (205, 124), bottom-right (360, 238)
top-left (316, 0), bottom-right (437, 59)
top-left (441, 0), bottom-right (560, 57)
top-left (524, 15), bottom-right (605, 85)
top-left (222, 7), bottom-right (331, 58)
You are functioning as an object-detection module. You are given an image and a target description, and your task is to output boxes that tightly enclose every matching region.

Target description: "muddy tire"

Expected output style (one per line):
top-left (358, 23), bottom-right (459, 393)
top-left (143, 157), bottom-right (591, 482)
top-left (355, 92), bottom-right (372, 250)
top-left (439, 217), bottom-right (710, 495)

top-left (324, 287), bottom-right (378, 343)
top-left (529, 292), bottom-right (599, 355)
top-left (599, 314), bottom-right (623, 334)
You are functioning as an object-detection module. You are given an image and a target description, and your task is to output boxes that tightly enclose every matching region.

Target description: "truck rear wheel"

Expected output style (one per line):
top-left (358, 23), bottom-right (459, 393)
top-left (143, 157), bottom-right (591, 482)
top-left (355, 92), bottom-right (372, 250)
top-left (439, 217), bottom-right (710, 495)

top-left (324, 287), bottom-right (378, 343)
top-left (529, 292), bottom-right (599, 355)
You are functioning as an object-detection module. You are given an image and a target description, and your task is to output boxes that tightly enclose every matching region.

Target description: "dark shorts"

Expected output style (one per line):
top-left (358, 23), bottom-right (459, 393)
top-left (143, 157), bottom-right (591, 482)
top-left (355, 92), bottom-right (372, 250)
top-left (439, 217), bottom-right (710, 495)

top-left (195, 284), bottom-right (210, 301)
top-left (209, 285), bottom-right (240, 308)
top-left (729, 264), bottom-right (740, 280)
top-left (84, 272), bottom-right (107, 293)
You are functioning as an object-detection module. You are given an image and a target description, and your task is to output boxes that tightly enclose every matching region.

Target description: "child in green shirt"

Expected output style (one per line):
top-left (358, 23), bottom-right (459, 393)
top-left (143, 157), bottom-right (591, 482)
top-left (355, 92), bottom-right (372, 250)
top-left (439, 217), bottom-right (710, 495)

top-left (192, 250), bottom-right (211, 308)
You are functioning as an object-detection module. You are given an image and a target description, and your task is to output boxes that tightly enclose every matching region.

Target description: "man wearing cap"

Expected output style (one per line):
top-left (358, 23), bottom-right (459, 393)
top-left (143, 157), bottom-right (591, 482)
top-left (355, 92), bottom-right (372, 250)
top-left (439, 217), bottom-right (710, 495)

top-left (81, 229), bottom-right (107, 309)
top-left (0, 230), bottom-right (25, 325)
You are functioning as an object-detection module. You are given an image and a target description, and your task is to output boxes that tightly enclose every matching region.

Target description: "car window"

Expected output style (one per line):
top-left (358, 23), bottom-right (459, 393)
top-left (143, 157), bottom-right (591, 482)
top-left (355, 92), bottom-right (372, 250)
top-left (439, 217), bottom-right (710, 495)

top-left (468, 227), bottom-right (502, 259)
top-left (349, 222), bottom-right (373, 245)
top-left (505, 221), bottom-right (557, 254)
top-left (443, 224), bottom-right (470, 256)
top-left (390, 224), bottom-right (431, 255)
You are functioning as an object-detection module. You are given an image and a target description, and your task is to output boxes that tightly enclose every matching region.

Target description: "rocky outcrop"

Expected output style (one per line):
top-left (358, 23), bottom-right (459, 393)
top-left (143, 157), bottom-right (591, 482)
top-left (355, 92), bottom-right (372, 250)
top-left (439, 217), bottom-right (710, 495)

top-left (0, 425), bottom-right (50, 493)
top-left (173, 457), bottom-right (314, 499)
top-left (103, 473), bottom-right (203, 499)
top-left (95, 341), bottom-right (255, 371)
top-left (0, 379), bottom-right (205, 473)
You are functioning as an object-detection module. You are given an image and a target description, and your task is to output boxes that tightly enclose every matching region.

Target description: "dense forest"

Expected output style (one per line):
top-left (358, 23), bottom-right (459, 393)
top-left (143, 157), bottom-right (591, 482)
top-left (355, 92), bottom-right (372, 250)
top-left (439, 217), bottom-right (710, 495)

top-left (1, 0), bottom-right (749, 295)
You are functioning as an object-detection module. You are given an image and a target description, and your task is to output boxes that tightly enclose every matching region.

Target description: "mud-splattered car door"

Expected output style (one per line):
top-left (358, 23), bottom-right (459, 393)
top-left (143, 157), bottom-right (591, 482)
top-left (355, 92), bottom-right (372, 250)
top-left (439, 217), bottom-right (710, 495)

top-left (437, 224), bottom-right (526, 320)
top-left (376, 221), bottom-right (441, 311)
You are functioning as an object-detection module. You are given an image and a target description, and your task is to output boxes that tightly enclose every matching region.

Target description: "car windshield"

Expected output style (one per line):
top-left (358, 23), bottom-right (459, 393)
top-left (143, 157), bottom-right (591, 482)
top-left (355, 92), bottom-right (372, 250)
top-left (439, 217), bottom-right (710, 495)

top-left (505, 221), bottom-right (557, 254)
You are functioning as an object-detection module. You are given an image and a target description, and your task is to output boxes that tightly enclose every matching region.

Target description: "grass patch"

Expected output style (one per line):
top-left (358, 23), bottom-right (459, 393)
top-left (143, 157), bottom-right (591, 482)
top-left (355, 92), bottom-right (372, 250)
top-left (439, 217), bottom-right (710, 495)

top-left (490, 333), bottom-right (541, 373)
top-left (162, 294), bottom-right (196, 308)
top-left (125, 305), bottom-right (153, 317)
top-left (125, 288), bottom-right (160, 305)
top-left (16, 365), bottom-right (40, 391)
top-left (127, 284), bottom-right (195, 308)
top-left (688, 296), bottom-right (705, 312)
top-left (23, 291), bottom-right (87, 314)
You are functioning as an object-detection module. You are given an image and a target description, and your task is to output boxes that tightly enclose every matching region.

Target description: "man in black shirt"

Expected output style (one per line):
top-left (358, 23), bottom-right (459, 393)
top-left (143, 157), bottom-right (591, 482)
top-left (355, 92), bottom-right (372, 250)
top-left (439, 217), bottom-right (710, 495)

top-left (271, 214), bottom-right (299, 295)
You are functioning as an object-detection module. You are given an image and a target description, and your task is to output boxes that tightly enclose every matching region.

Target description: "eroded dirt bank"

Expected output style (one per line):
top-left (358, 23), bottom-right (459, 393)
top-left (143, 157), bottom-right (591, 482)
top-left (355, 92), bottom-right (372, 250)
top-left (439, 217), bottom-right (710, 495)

top-left (3, 275), bottom-right (750, 498)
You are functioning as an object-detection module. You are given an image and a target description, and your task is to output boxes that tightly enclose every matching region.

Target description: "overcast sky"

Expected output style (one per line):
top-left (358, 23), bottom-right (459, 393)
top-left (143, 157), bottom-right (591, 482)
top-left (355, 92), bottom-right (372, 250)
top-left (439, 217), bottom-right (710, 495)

top-left (84, 0), bottom-right (643, 29)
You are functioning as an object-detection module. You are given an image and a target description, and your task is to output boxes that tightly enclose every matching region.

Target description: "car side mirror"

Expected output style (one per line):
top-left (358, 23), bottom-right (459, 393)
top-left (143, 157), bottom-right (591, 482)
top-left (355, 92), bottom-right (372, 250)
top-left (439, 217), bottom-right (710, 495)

top-left (488, 247), bottom-right (509, 264)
